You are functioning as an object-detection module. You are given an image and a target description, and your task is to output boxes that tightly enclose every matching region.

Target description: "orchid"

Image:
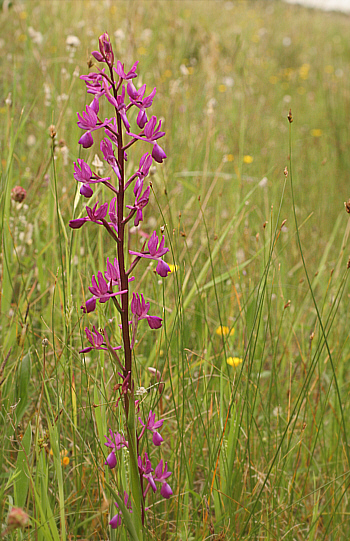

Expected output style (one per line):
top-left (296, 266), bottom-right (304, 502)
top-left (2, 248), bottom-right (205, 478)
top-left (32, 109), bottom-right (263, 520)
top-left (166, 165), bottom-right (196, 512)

top-left (69, 201), bottom-right (108, 229)
top-left (129, 231), bottom-right (171, 277)
top-left (131, 293), bottom-right (162, 330)
top-left (79, 326), bottom-right (121, 354)
top-left (126, 182), bottom-right (150, 226)
top-left (154, 460), bottom-right (173, 499)
top-left (72, 32), bottom-right (172, 535)
top-left (138, 409), bottom-right (164, 445)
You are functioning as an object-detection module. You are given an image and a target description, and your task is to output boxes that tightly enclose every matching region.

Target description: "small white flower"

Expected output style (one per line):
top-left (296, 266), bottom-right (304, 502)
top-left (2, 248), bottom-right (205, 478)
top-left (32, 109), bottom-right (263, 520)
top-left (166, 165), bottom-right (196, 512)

top-left (28, 26), bottom-right (43, 45)
top-left (66, 35), bottom-right (81, 49)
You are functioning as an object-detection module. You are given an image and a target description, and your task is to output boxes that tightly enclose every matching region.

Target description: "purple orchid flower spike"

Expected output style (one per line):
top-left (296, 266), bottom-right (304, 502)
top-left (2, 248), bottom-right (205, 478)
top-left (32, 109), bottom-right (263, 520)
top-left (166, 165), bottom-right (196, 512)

top-left (109, 492), bottom-right (132, 529)
top-left (129, 231), bottom-right (171, 277)
top-left (81, 271), bottom-right (127, 313)
top-left (138, 452), bottom-right (157, 493)
top-left (115, 60), bottom-right (138, 80)
top-left (138, 409), bottom-right (164, 446)
top-left (131, 293), bottom-right (162, 330)
top-left (154, 460), bottom-right (173, 499)
top-left (126, 182), bottom-right (150, 227)
top-left (69, 201), bottom-right (109, 229)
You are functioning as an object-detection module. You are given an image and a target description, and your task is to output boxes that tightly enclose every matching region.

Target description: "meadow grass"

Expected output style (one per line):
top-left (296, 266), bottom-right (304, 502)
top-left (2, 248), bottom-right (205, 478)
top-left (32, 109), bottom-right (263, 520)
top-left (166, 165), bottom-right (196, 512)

top-left (1, 0), bottom-right (350, 539)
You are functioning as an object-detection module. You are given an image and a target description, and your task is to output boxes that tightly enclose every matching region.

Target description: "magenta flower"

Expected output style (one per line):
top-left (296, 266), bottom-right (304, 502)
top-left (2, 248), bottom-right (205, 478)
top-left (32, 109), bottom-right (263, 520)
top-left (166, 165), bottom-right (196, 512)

top-left (154, 460), bottom-right (173, 499)
top-left (138, 452), bottom-right (156, 493)
top-left (77, 97), bottom-right (112, 148)
top-left (104, 428), bottom-right (128, 451)
top-left (128, 115), bottom-right (166, 163)
top-left (81, 271), bottom-right (127, 313)
top-left (131, 293), bottom-right (162, 330)
top-left (100, 138), bottom-right (121, 179)
top-left (73, 159), bottom-right (111, 198)
top-left (115, 60), bottom-right (138, 80)
top-left (129, 231), bottom-right (171, 277)
top-left (138, 409), bottom-right (164, 446)
top-left (69, 201), bottom-right (108, 229)
top-left (79, 325), bottom-right (121, 355)
top-left (127, 82), bottom-right (156, 128)
top-left (135, 153), bottom-right (153, 193)
top-left (144, 115), bottom-right (165, 142)
top-left (126, 182), bottom-right (150, 226)
top-left (102, 80), bottom-right (130, 132)
top-left (124, 153), bottom-right (153, 192)
top-left (80, 70), bottom-right (106, 97)
top-left (77, 97), bottom-right (99, 130)
top-left (105, 257), bottom-right (135, 293)
top-left (109, 492), bottom-right (132, 529)
top-left (92, 32), bottom-right (114, 66)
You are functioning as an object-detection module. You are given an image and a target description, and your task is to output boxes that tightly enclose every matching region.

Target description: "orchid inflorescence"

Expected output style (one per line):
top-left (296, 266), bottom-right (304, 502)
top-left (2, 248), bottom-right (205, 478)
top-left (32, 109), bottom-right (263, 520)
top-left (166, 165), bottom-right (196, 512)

top-left (70, 32), bottom-right (172, 532)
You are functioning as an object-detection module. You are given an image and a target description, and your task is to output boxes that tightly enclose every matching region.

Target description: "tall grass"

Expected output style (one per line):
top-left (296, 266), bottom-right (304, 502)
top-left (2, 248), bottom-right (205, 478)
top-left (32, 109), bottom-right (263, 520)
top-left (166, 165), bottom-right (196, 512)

top-left (1, 0), bottom-right (350, 539)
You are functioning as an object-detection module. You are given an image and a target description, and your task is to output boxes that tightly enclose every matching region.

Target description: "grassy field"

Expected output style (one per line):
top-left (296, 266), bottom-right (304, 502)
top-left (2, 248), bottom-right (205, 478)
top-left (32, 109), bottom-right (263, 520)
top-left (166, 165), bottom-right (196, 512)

top-left (1, 0), bottom-right (350, 539)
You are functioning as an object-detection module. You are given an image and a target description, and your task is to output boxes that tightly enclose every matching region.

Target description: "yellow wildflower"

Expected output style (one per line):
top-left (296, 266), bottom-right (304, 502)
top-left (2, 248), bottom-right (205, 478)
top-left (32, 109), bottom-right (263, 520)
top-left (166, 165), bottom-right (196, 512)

top-left (218, 84), bottom-right (227, 93)
top-left (62, 456), bottom-right (70, 467)
top-left (168, 264), bottom-right (178, 273)
top-left (243, 155), bottom-right (253, 164)
top-left (227, 357), bottom-right (243, 367)
top-left (299, 63), bottom-right (310, 80)
top-left (137, 46), bottom-right (147, 56)
top-left (311, 129), bottom-right (322, 137)
top-left (216, 326), bottom-right (235, 337)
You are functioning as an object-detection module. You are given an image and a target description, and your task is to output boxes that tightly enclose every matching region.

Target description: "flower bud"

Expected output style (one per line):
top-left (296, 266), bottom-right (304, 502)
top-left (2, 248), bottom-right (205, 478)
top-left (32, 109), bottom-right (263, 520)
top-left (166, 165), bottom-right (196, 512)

top-left (98, 32), bottom-right (114, 66)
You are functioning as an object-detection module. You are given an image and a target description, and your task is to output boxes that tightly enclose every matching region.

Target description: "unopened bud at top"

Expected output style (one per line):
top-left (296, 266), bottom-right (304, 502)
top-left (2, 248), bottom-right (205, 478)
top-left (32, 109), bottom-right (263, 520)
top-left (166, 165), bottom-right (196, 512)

top-left (92, 32), bottom-right (114, 66)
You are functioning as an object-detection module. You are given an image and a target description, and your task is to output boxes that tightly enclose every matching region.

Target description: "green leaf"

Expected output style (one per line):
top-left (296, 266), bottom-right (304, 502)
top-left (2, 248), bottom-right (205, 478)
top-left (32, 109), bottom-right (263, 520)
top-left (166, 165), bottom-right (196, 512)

top-left (14, 422), bottom-right (32, 508)
top-left (16, 351), bottom-right (31, 424)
